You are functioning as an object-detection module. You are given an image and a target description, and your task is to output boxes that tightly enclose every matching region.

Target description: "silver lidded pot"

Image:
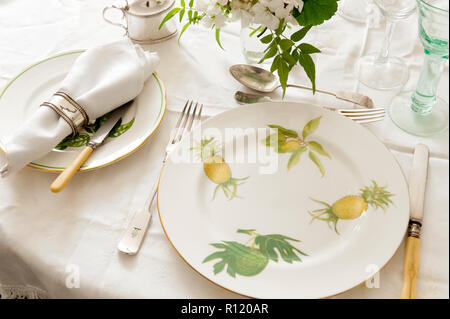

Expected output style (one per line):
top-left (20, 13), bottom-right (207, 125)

top-left (103, 0), bottom-right (178, 43)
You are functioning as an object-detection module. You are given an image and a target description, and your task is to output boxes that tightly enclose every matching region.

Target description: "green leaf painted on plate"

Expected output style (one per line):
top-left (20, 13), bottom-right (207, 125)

top-left (55, 134), bottom-right (90, 150)
top-left (264, 132), bottom-right (287, 148)
top-left (109, 118), bottom-right (135, 138)
top-left (268, 124), bottom-right (298, 138)
top-left (308, 151), bottom-right (325, 177)
top-left (308, 141), bottom-right (331, 158)
top-left (204, 229), bottom-right (308, 278)
top-left (254, 234), bottom-right (308, 263)
top-left (203, 241), bottom-right (269, 277)
top-left (302, 116), bottom-right (321, 139)
top-left (287, 146), bottom-right (307, 170)
top-left (236, 229), bottom-right (256, 235)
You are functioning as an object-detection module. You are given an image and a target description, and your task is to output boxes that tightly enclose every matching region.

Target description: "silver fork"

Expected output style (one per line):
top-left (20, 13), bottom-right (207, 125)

top-left (117, 100), bottom-right (203, 255)
top-left (333, 108), bottom-right (386, 124)
top-left (234, 91), bottom-right (386, 124)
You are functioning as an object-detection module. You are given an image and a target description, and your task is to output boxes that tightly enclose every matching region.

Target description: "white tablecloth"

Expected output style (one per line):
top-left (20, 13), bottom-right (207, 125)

top-left (0, 0), bottom-right (448, 299)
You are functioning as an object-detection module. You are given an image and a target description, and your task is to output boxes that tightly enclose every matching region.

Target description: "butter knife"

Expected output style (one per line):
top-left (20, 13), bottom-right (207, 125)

top-left (401, 143), bottom-right (430, 299)
top-left (50, 101), bottom-right (132, 193)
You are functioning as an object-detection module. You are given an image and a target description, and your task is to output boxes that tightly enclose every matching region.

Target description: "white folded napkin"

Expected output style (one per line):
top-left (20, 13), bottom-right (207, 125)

top-left (0, 39), bottom-right (159, 177)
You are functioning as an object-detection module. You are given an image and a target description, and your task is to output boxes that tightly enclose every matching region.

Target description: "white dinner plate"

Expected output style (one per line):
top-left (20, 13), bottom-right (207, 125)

top-left (157, 102), bottom-right (409, 298)
top-left (0, 51), bottom-right (166, 172)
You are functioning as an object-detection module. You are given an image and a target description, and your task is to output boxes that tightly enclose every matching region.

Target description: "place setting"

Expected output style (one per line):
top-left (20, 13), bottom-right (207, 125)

top-left (0, 0), bottom-right (448, 301)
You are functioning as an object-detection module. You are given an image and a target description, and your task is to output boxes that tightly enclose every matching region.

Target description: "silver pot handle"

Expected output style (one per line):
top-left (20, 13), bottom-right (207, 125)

top-left (102, 5), bottom-right (128, 35)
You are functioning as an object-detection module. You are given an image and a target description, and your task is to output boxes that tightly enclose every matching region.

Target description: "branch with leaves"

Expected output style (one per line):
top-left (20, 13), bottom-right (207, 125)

top-left (159, 0), bottom-right (340, 96)
top-left (264, 116), bottom-right (331, 176)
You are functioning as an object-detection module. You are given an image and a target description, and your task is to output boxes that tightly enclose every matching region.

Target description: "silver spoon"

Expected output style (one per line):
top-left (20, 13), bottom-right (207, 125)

top-left (229, 64), bottom-right (374, 108)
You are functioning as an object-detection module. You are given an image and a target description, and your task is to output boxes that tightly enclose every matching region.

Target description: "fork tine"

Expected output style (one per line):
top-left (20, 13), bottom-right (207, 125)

top-left (352, 116), bottom-right (386, 124)
top-left (196, 104), bottom-right (203, 122)
top-left (185, 102), bottom-right (199, 133)
top-left (176, 100), bottom-right (193, 142)
top-left (344, 113), bottom-right (385, 120)
top-left (339, 108), bottom-right (385, 114)
top-left (173, 100), bottom-right (192, 143)
top-left (342, 111), bottom-right (386, 118)
top-left (169, 101), bottom-right (189, 143)
top-left (350, 114), bottom-right (386, 122)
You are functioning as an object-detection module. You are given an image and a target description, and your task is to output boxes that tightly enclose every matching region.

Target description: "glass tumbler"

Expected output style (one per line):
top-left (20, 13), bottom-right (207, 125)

top-left (389, 0), bottom-right (449, 136)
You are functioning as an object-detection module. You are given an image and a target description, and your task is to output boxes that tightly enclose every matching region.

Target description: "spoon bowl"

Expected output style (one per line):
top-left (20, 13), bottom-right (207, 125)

top-left (229, 64), bottom-right (375, 108)
top-left (229, 64), bottom-right (279, 93)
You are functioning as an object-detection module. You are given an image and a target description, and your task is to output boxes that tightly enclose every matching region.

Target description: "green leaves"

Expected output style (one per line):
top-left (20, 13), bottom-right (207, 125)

top-left (294, 0), bottom-right (339, 26)
top-left (288, 146), bottom-right (307, 170)
top-left (264, 118), bottom-right (330, 176)
top-left (215, 28), bottom-right (224, 50)
top-left (360, 180), bottom-right (395, 211)
top-left (259, 45), bottom-right (277, 64)
top-left (160, 1), bottom-right (206, 42)
top-left (109, 118), bottom-right (135, 138)
top-left (159, 7), bottom-right (180, 30)
top-left (261, 20), bottom-right (320, 95)
top-left (298, 53), bottom-right (317, 93)
top-left (302, 116), bottom-right (321, 139)
top-left (203, 241), bottom-right (269, 277)
top-left (308, 141), bottom-right (331, 158)
top-left (298, 43), bottom-right (321, 54)
top-left (279, 39), bottom-right (294, 51)
top-left (254, 234), bottom-right (308, 263)
top-left (268, 124), bottom-right (298, 138)
top-left (277, 60), bottom-right (289, 96)
top-left (308, 151), bottom-right (325, 177)
top-left (203, 229), bottom-right (307, 278)
top-left (290, 25), bottom-right (312, 42)
top-left (260, 34), bottom-right (273, 44)
top-left (55, 134), bottom-right (90, 150)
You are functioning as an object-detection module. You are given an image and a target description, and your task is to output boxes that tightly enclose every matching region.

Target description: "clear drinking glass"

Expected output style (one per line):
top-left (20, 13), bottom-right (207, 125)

top-left (359, 0), bottom-right (417, 89)
top-left (338, 0), bottom-right (371, 23)
top-left (389, 0), bottom-right (449, 136)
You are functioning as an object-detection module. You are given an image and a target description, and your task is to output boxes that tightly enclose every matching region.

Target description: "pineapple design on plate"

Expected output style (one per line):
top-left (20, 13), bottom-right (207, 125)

top-left (264, 116), bottom-right (331, 176)
top-left (309, 181), bottom-right (395, 234)
top-left (191, 137), bottom-right (248, 200)
top-left (203, 229), bottom-right (308, 278)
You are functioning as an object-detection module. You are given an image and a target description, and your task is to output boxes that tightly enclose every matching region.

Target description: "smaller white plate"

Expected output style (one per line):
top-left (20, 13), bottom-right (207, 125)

top-left (0, 51), bottom-right (166, 172)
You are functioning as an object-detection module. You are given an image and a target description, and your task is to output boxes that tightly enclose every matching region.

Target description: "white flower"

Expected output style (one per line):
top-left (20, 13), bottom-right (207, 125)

top-left (291, 0), bottom-right (304, 11)
top-left (195, 0), bottom-right (210, 12)
top-left (274, 7), bottom-right (290, 19)
top-left (214, 13), bottom-right (227, 28)
top-left (216, 0), bottom-right (228, 6)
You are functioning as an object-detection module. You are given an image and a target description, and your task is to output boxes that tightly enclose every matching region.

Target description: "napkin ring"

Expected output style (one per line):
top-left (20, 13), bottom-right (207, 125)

top-left (41, 92), bottom-right (89, 136)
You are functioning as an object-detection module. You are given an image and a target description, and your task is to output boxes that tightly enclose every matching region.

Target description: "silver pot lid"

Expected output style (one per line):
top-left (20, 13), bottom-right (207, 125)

top-left (126, 0), bottom-right (175, 16)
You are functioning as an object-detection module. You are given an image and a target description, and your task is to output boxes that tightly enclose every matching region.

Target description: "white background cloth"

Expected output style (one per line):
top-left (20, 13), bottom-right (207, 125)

top-left (0, 0), bottom-right (448, 298)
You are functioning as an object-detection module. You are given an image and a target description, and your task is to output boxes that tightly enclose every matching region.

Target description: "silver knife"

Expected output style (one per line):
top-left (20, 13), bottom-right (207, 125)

top-left (50, 101), bottom-right (133, 193)
top-left (401, 143), bottom-right (430, 299)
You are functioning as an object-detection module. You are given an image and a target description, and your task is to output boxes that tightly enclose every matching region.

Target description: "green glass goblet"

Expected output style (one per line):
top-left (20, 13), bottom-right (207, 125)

top-left (389, 0), bottom-right (449, 136)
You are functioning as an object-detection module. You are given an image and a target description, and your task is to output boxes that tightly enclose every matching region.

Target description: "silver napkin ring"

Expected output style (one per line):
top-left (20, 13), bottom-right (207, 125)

top-left (41, 92), bottom-right (89, 136)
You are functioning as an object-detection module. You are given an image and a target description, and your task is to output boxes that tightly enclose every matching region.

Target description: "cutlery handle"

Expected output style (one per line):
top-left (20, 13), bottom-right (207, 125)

top-left (286, 85), bottom-right (372, 107)
top-left (50, 146), bottom-right (93, 193)
top-left (401, 235), bottom-right (421, 299)
top-left (117, 182), bottom-right (158, 255)
top-left (286, 84), bottom-right (334, 96)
